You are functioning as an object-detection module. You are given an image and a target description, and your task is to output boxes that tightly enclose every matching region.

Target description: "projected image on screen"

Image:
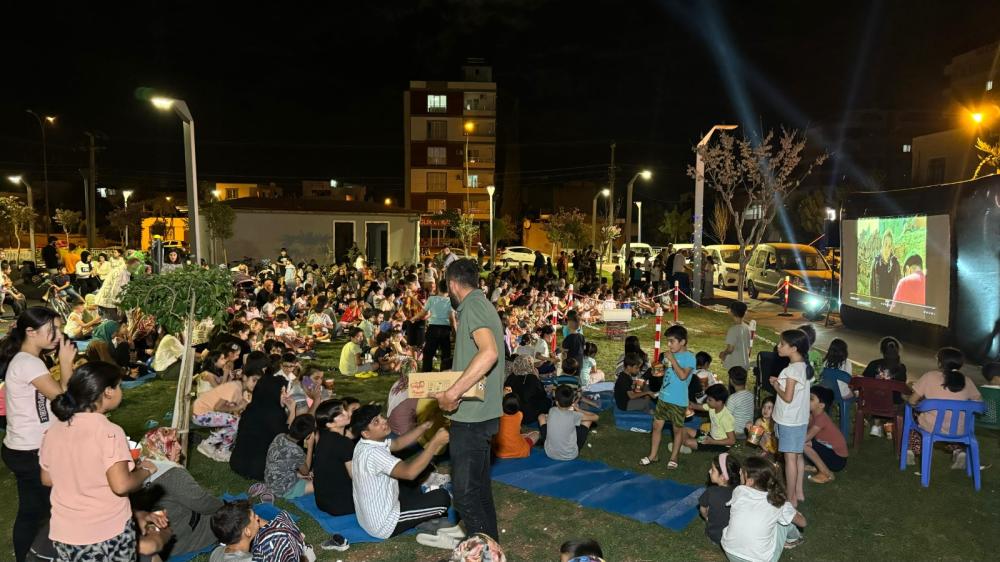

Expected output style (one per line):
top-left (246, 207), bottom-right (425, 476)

top-left (842, 214), bottom-right (949, 326)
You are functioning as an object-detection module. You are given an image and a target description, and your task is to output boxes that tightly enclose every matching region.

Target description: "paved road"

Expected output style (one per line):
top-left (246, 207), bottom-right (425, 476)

top-left (710, 287), bottom-right (985, 384)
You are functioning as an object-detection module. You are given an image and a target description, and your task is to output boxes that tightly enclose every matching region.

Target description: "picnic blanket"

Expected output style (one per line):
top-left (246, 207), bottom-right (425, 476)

top-left (121, 373), bottom-right (157, 389)
top-left (290, 493), bottom-right (456, 544)
top-left (491, 449), bottom-right (703, 531)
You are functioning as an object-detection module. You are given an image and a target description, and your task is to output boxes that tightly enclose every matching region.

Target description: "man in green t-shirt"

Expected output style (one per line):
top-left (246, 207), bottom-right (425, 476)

top-left (433, 258), bottom-right (504, 540)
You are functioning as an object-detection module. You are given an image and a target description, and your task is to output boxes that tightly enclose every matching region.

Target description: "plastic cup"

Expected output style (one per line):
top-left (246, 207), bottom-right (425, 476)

top-left (748, 424), bottom-right (765, 445)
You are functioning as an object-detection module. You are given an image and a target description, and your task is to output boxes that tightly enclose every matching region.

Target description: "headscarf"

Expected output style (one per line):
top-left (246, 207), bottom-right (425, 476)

top-left (511, 354), bottom-right (535, 377)
top-left (449, 534), bottom-right (506, 562)
top-left (140, 427), bottom-right (183, 484)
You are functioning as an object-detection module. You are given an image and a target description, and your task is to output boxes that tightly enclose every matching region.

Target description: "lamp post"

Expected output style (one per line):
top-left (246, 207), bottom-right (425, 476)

top-left (692, 124), bottom-right (738, 303)
top-left (122, 189), bottom-right (134, 248)
top-left (486, 185), bottom-right (496, 264)
top-left (26, 111), bottom-right (55, 236)
top-left (823, 207), bottom-right (837, 250)
top-left (150, 96), bottom-right (202, 264)
top-left (591, 188), bottom-right (610, 248)
top-left (635, 201), bottom-right (643, 243)
top-left (464, 121), bottom-right (475, 213)
top-left (623, 170), bottom-right (652, 262)
top-left (6, 175), bottom-right (36, 261)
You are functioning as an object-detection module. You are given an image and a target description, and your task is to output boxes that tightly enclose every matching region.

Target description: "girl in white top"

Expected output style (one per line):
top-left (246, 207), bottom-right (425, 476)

top-left (769, 329), bottom-right (812, 507)
top-left (0, 307), bottom-right (77, 561)
top-left (721, 456), bottom-right (807, 562)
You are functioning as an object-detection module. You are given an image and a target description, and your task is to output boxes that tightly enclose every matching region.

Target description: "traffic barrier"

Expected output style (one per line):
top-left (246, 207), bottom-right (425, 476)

top-left (653, 306), bottom-right (663, 363)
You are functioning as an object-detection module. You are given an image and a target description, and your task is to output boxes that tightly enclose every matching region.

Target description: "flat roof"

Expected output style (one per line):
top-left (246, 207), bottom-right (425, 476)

top-left (221, 197), bottom-right (421, 216)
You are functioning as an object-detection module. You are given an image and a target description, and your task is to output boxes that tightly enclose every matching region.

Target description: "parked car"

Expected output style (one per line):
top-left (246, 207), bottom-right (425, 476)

top-left (616, 242), bottom-right (655, 269)
top-left (744, 243), bottom-right (839, 300)
top-left (498, 246), bottom-right (549, 267)
top-left (705, 244), bottom-right (742, 289)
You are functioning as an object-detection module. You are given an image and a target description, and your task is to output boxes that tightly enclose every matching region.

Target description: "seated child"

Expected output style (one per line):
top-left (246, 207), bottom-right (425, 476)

top-left (580, 342), bottom-right (605, 387)
top-left (676, 383), bottom-right (735, 454)
top-left (698, 453), bottom-right (742, 546)
top-left (613, 352), bottom-right (657, 412)
top-left (823, 338), bottom-right (856, 399)
top-left (692, 352), bottom-right (720, 403)
top-left (803, 386), bottom-right (848, 484)
top-left (538, 385), bottom-right (599, 461)
top-left (746, 396), bottom-right (778, 456)
top-left (209, 499), bottom-right (316, 562)
top-left (494, 393), bottom-right (541, 459)
top-left (721, 456), bottom-right (806, 560)
top-left (63, 300), bottom-right (100, 340)
top-left (264, 414), bottom-right (316, 499)
top-left (726, 367), bottom-right (755, 439)
top-left (193, 368), bottom-right (262, 460)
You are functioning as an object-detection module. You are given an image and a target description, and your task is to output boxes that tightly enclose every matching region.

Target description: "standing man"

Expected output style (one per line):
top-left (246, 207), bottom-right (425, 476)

top-left (41, 236), bottom-right (61, 274)
top-left (433, 258), bottom-right (504, 540)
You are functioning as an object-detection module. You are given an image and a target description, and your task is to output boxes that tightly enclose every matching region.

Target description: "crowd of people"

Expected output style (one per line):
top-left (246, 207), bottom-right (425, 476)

top-left (1, 241), bottom-right (995, 562)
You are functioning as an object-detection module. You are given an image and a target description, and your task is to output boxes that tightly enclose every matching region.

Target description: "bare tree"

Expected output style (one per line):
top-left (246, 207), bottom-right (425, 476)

top-left (53, 209), bottom-right (82, 245)
top-left (688, 128), bottom-right (828, 300)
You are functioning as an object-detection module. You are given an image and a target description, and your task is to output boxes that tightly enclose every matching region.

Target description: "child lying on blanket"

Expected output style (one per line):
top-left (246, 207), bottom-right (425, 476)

top-left (209, 499), bottom-right (317, 561)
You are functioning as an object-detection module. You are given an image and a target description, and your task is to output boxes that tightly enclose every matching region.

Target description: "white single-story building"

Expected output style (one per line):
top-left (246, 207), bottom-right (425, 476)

top-left (202, 198), bottom-right (422, 266)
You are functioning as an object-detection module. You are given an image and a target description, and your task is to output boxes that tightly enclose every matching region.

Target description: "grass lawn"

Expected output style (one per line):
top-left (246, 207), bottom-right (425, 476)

top-left (2, 307), bottom-right (997, 561)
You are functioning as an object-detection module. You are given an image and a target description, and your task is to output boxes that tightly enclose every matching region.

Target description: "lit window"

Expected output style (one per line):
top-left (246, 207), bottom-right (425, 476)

top-left (467, 174), bottom-right (479, 188)
top-left (226, 188), bottom-right (239, 199)
top-left (428, 199), bottom-right (447, 213)
top-left (427, 146), bottom-right (447, 165)
top-left (345, 194), bottom-right (353, 201)
top-left (988, 80), bottom-right (994, 91)
top-left (902, 144), bottom-right (911, 153)
top-left (427, 95), bottom-right (447, 112)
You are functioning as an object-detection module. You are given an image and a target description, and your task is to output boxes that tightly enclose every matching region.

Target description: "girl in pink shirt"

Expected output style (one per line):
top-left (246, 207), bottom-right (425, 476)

top-left (905, 347), bottom-right (983, 469)
top-left (40, 361), bottom-right (158, 560)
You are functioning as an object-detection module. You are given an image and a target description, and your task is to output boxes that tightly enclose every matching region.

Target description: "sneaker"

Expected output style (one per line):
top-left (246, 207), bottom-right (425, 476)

top-left (414, 518), bottom-right (453, 535)
top-left (415, 532), bottom-right (460, 550)
top-left (320, 534), bottom-right (350, 552)
top-left (870, 425), bottom-right (884, 438)
top-left (906, 450), bottom-right (916, 467)
top-left (436, 524), bottom-right (466, 539)
top-left (211, 447), bottom-right (231, 463)
top-left (197, 441), bottom-right (218, 460)
top-left (783, 537), bottom-right (805, 550)
top-left (951, 450), bottom-right (967, 470)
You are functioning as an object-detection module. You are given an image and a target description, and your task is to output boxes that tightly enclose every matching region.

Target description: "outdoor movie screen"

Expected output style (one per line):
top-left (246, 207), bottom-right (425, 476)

top-left (841, 214), bottom-right (950, 327)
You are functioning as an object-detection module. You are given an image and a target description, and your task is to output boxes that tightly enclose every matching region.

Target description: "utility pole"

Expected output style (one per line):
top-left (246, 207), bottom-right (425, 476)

top-left (85, 133), bottom-right (97, 248)
top-left (607, 141), bottom-right (616, 253)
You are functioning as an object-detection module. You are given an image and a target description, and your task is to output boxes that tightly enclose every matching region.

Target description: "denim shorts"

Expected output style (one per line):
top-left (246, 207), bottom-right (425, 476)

top-left (775, 423), bottom-right (807, 453)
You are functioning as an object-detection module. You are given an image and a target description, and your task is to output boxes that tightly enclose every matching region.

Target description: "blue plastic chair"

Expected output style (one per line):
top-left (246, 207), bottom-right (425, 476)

top-left (820, 367), bottom-right (856, 441)
top-left (898, 399), bottom-right (987, 491)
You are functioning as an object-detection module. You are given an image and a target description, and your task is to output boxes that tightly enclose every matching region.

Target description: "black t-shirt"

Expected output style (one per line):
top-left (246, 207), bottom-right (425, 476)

top-left (561, 333), bottom-right (585, 368)
top-left (698, 485), bottom-right (734, 544)
top-left (614, 371), bottom-right (639, 411)
top-left (313, 431), bottom-right (355, 516)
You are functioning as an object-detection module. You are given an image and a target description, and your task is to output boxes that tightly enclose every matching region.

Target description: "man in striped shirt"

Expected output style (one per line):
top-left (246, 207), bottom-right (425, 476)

top-left (350, 407), bottom-right (456, 544)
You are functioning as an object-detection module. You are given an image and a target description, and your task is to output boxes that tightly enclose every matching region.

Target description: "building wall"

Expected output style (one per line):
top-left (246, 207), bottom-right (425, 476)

top-left (203, 182), bottom-right (283, 200)
top-left (207, 211), bottom-right (420, 264)
top-left (911, 127), bottom-right (980, 186)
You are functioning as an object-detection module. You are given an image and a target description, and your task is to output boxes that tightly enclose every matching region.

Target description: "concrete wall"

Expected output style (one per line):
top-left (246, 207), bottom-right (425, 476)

top-left (203, 210), bottom-right (420, 265)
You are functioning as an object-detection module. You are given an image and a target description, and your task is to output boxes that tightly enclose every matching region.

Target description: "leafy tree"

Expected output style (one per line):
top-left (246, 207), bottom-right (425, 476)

top-left (107, 206), bottom-right (143, 248)
top-left (796, 189), bottom-right (827, 237)
top-left (53, 209), bottom-right (82, 244)
top-left (0, 196), bottom-right (37, 254)
top-left (709, 199), bottom-right (731, 244)
top-left (202, 200), bottom-right (236, 264)
top-left (450, 212), bottom-right (479, 255)
top-left (689, 127), bottom-right (827, 300)
top-left (657, 206), bottom-right (693, 244)
top-left (547, 207), bottom-right (589, 251)
top-left (596, 224), bottom-right (620, 272)
top-left (973, 137), bottom-right (1000, 178)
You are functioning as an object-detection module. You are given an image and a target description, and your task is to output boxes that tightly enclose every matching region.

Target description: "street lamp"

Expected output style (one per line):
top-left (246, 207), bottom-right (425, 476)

top-left (6, 175), bottom-right (36, 260)
top-left (692, 124), bottom-right (738, 303)
top-left (26, 110), bottom-right (56, 236)
top-left (822, 207), bottom-right (837, 251)
top-left (149, 95), bottom-right (202, 264)
top-left (486, 185), bottom-right (496, 264)
top-left (122, 189), bottom-right (134, 249)
top-left (213, 189), bottom-right (222, 199)
top-left (463, 121), bottom-right (475, 212)
top-left (384, 197), bottom-right (392, 206)
top-left (591, 188), bottom-right (610, 248)
top-left (635, 201), bottom-right (643, 244)
top-left (623, 170), bottom-right (652, 261)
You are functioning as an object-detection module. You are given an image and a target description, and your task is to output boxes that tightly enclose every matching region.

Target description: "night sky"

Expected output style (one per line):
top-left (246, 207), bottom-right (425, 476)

top-left (2, 0), bottom-right (998, 211)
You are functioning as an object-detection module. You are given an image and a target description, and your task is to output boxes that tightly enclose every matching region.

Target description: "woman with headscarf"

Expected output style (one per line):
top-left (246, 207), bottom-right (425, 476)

top-left (229, 374), bottom-right (296, 481)
top-left (503, 354), bottom-right (551, 425)
top-left (132, 428), bottom-right (223, 559)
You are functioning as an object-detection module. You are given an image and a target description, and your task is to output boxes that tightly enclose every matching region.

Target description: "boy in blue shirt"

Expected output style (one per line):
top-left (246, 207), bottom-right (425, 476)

top-left (640, 325), bottom-right (695, 470)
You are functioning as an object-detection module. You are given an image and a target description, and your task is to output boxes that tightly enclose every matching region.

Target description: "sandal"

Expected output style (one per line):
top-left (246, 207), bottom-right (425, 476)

top-left (666, 460), bottom-right (679, 470)
top-left (639, 456), bottom-right (660, 466)
top-left (808, 472), bottom-right (834, 484)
